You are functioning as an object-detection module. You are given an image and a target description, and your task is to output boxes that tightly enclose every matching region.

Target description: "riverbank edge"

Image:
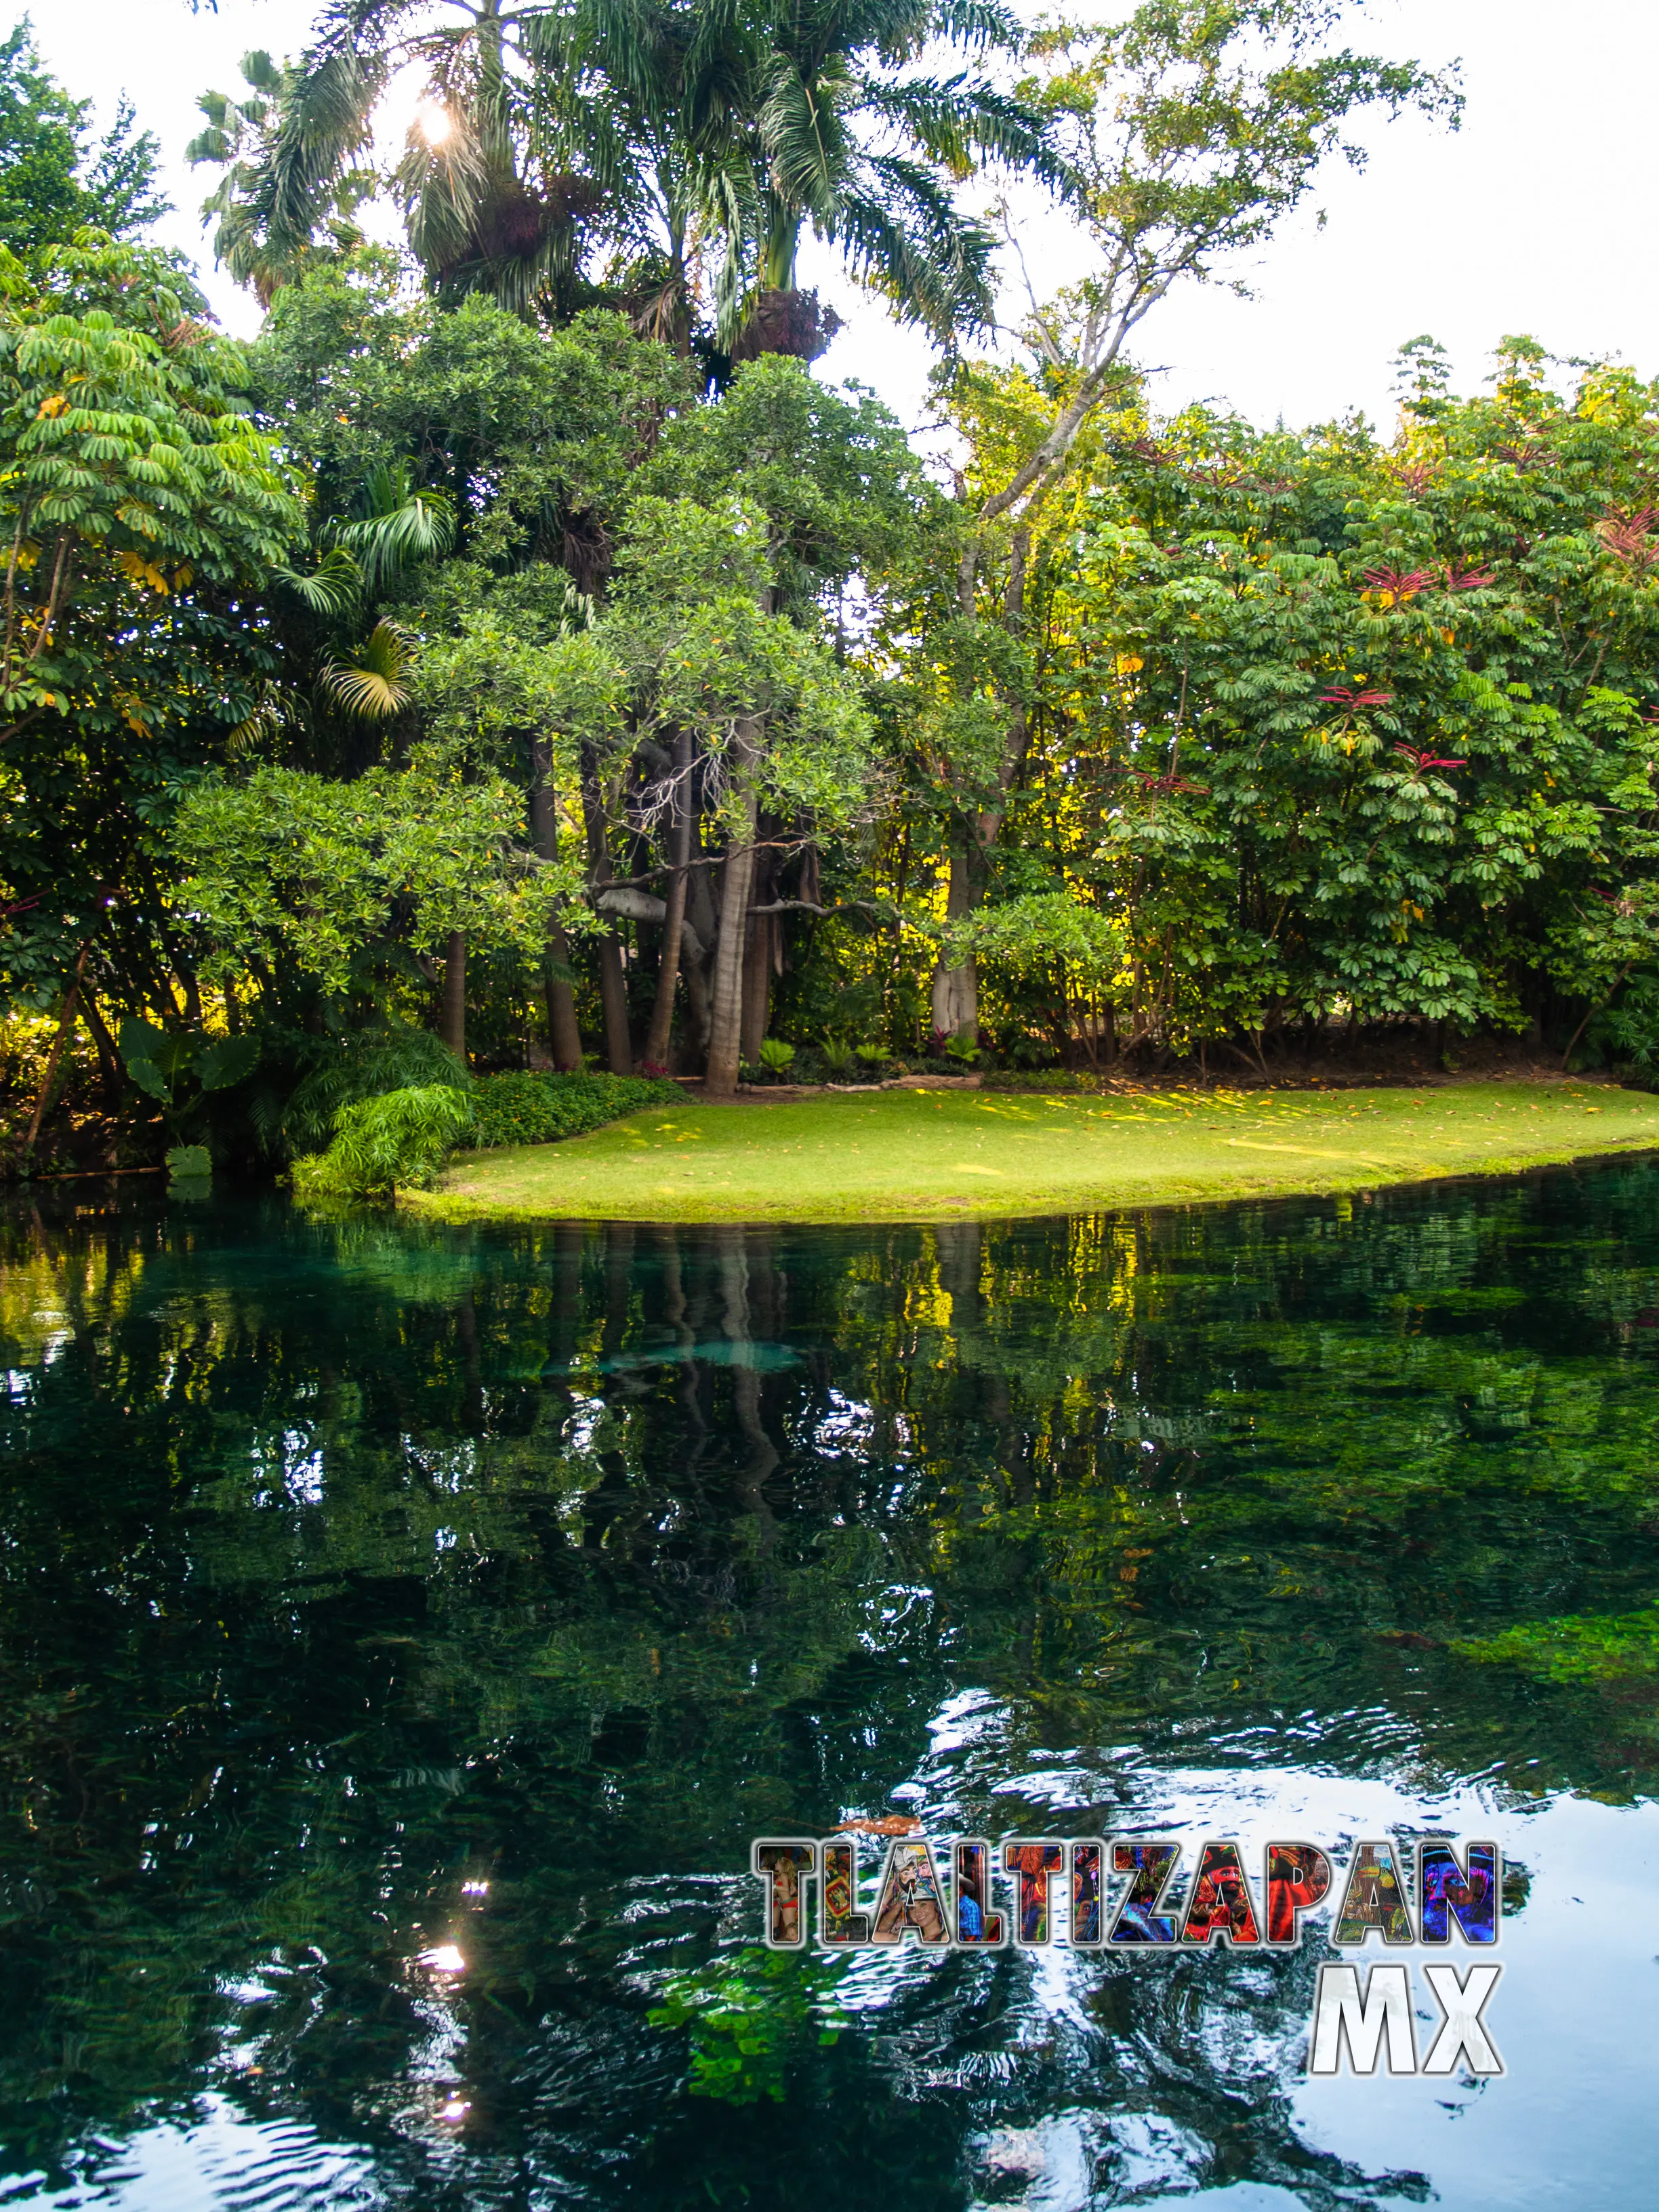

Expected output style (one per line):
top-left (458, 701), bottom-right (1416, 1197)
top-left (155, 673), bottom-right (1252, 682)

top-left (399, 1082), bottom-right (1659, 1226)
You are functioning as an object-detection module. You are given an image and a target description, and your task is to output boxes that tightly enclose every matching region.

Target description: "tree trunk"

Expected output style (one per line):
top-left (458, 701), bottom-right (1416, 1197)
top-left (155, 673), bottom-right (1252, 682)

top-left (931, 529), bottom-right (1036, 1041)
top-left (80, 986), bottom-right (124, 1107)
top-left (644, 731), bottom-right (694, 1071)
top-left (438, 930), bottom-right (467, 1063)
top-left (682, 935), bottom-right (712, 1064)
top-left (705, 743), bottom-right (760, 1099)
top-left (529, 735), bottom-right (584, 1069)
top-left (22, 943), bottom-right (90, 1168)
top-left (682, 848), bottom-right (718, 1065)
top-left (740, 912), bottom-right (773, 1065)
top-left (929, 839), bottom-right (979, 1043)
top-left (739, 847), bottom-right (777, 1065)
top-left (582, 770), bottom-right (634, 1076)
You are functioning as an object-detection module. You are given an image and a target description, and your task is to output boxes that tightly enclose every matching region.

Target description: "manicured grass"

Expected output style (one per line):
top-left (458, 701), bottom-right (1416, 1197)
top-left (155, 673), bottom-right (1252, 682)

top-left (403, 1078), bottom-right (1659, 1224)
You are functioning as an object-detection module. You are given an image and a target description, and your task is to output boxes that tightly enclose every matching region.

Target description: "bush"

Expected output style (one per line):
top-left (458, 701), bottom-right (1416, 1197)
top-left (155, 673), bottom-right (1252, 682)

top-left (290, 1071), bottom-right (681, 1206)
top-left (981, 1069), bottom-right (1110, 1093)
top-left (467, 1071), bottom-right (680, 1149)
top-left (291, 1084), bottom-right (474, 1202)
top-left (282, 1025), bottom-right (468, 1155)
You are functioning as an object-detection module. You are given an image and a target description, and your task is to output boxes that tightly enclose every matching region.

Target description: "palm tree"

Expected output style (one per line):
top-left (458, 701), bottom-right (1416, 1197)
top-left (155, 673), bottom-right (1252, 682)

top-left (187, 50), bottom-right (379, 304)
top-left (191, 1), bottom-right (1059, 352)
top-left (190, 1), bottom-right (625, 316)
top-left (710, 0), bottom-right (1059, 362)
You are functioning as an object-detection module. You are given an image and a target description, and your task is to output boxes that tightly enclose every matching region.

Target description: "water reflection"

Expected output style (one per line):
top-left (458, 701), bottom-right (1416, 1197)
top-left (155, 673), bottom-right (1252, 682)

top-left (1, 1170), bottom-right (1658, 2206)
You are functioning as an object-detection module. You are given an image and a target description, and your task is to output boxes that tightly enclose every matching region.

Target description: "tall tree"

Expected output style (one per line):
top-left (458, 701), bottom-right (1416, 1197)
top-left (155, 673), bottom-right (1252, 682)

top-left (189, 0), bottom-right (1057, 360)
top-left (186, 49), bottom-right (377, 304)
top-left (926, 0), bottom-right (1462, 1042)
top-left (0, 20), bottom-right (165, 259)
top-left (189, 0), bottom-right (632, 317)
top-left (709, 0), bottom-right (1057, 363)
top-left (0, 232), bottom-right (302, 1055)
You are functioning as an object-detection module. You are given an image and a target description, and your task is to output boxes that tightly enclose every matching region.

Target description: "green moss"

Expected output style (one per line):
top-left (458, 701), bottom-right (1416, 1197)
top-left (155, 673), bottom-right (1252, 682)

top-left (1452, 1605), bottom-right (1659, 1683)
top-left (404, 1078), bottom-right (1659, 1225)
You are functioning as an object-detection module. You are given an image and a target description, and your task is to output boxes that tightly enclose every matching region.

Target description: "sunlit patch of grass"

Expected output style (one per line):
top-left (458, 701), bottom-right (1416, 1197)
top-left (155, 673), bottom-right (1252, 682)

top-left (405, 1080), bottom-right (1659, 1225)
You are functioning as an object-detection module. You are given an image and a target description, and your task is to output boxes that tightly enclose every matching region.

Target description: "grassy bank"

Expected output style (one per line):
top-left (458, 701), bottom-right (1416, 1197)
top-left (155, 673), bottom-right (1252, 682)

top-left (402, 1079), bottom-right (1659, 1224)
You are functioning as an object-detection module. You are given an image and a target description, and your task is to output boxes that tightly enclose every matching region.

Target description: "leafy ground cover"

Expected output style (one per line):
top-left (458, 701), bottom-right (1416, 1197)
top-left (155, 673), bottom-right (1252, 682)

top-left (468, 1071), bottom-right (680, 1147)
top-left (408, 1079), bottom-right (1659, 1223)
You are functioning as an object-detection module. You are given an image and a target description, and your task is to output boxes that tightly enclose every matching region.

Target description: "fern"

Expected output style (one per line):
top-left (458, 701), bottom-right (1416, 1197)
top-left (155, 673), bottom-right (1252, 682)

top-left (284, 1025), bottom-right (468, 1155)
top-left (291, 1084), bottom-right (473, 1203)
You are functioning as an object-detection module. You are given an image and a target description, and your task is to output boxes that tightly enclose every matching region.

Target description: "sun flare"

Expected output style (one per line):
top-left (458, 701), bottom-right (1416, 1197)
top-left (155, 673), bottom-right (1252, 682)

top-left (413, 100), bottom-right (453, 147)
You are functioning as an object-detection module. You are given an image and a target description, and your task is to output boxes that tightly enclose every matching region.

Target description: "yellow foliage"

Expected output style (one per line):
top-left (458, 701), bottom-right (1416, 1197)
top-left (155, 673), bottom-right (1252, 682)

top-left (115, 550), bottom-right (170, 594)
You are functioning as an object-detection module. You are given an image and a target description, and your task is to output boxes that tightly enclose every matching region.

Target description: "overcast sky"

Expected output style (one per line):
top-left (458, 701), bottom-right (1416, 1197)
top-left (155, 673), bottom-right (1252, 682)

top-left (24, 0), bottom-right (1659, 438)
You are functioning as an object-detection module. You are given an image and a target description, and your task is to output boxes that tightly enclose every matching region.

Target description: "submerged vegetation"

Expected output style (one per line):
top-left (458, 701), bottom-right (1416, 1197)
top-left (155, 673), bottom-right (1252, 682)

top-left (16, 3), bottom-right (1659, 1191)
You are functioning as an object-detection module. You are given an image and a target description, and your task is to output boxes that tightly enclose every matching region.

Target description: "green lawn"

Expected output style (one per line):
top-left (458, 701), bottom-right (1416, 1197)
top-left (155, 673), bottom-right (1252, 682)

top-left (404, 1078), bottom-right (1659, 1224)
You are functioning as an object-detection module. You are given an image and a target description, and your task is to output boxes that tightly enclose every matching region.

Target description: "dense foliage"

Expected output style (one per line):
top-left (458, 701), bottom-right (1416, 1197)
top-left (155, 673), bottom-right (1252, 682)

top-left (467, 1068), bottom-right (681, 1147)
top-left (292, 1068), bottom-right (682, 1197)
top-left (9, 3), bottom-right (1659, 1183)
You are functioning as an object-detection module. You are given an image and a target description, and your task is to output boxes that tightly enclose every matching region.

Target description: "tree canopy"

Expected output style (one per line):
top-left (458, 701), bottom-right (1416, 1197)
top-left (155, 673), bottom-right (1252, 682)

top-left (9, 4), bottom-right (1659, 1181)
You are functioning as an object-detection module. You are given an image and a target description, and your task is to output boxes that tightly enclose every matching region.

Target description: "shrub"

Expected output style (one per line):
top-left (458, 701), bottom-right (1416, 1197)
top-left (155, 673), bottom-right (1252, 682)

top-left (291, 1084), bottom-right (474, 1202)
top-left (467, 1071), bottom-right (679, 1149)
top-left (290, 1071), bottom-right (681, 1205)
top-left (283, 1025), bottom-right (468, 1155)
top-left (757, 1038), bottom-right (796, 1077)
top-left (981, 1069), bottom-right (1109, 1094)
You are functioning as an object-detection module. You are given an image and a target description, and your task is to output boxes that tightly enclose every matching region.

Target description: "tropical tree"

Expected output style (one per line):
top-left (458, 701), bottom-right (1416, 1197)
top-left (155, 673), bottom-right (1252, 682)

top-left (188, 0), bottom-right (1058, 359)
top-left (925, 0), bottom-right (1462, 1041)
top-left (644, 0), bottom-right (1060, 363)
top-left (0, 20), bottom-right (165, 260)
top-left (0, 229), bottom-right (304, 1157)
top-left (186, 49), bottom-right (377, 304)
top-left (188, 0), bottom-right (626, 318)
top-left (173, 753), bottom-right (579, 1065)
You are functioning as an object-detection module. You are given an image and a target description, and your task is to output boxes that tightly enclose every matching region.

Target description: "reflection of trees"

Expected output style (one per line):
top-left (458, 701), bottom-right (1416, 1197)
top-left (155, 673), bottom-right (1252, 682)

top-left (0, 1169), bottom-right (1654, 2197)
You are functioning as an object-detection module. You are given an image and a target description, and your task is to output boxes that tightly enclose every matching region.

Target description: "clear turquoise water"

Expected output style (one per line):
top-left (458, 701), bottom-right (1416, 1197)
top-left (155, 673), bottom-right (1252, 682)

top-left (1, 1166), bottom-right (1657, 2209)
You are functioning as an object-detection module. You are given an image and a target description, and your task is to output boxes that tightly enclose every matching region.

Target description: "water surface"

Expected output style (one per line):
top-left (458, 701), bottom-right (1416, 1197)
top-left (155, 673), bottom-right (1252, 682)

top-left (2, 1167), bottom-right (1657, 2209)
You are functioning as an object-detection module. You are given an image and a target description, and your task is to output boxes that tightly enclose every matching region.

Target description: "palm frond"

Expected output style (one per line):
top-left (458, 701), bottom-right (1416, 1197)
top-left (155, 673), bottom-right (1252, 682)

top-left (266, 45), bottom-right (385, 255)
top-left (321, 619), bottom-right (417, 720)
top-left (270, 548), bottom-right (363, 619)
top-left (832, 161), bottom-right (998, 337)
top-left (326, 464), bottom-right (456, 590)
top-left (857, 73), bottom-right (1063, 188)
top-left (918, 0), bottom-right (1021, 54)
top-left (758, 56), bottom-right (854, 223)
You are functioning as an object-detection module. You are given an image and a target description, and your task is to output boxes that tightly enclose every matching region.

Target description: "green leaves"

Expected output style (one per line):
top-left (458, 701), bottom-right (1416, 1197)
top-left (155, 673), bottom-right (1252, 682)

top-left (321, 619), bottom-right (418, 721)
top-left (291, 1084), bottom-right (475, 1203)
top-left (945, 890), bottom-right (1123, 981)
top-left (0, 231), bottom-right (302, 733)
top-left (323, 459), bottom-right (456, 590)
top-left (175, 760), bottom-right (576, 996)
top-left (117, 1020), bottom-right (260, 1109)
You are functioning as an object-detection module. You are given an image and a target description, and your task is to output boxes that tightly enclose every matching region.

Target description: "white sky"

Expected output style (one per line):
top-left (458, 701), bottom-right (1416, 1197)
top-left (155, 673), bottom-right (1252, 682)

top-left (24, 0), bottom-right (1659, 438)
